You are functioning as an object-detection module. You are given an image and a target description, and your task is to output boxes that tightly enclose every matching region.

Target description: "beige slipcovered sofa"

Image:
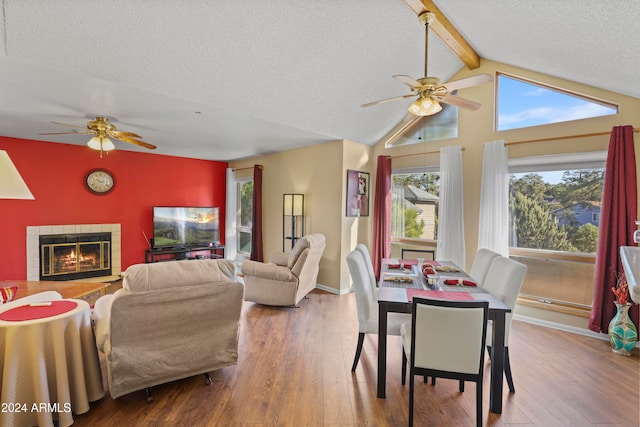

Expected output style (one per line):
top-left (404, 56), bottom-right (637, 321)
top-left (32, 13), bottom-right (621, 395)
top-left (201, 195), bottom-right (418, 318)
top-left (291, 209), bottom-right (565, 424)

top-left (93, 259), bottom-right (244, 399)
top-left (242, 233), bottom-right (326, 307)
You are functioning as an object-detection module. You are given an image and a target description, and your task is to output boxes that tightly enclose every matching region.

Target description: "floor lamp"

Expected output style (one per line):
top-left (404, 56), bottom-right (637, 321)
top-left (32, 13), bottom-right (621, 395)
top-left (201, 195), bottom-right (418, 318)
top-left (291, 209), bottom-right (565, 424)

top-left (283, 194), bottom-right (304, 250)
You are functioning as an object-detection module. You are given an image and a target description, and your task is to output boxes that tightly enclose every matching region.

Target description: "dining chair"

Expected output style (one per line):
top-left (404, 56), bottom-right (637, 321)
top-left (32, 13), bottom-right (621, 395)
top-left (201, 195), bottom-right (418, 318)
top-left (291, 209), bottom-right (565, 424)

top-left (468, 248), bottom-right (501, 286)
top-left (401, 297), bottom-right (489, 427)
top-left (347, 249), bottom-right (411, 371)
top-left (481, 255), bottom-right (527, 392)
top-left (355, 243), bottom-right (377, 289)
top-left (400, 248), bottom-right (436, 261)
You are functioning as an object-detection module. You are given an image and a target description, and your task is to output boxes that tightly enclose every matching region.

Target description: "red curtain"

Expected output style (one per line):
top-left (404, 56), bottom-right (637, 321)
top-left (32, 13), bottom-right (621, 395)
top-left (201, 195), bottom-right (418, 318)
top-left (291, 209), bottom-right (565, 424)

top-left (372, 156), bottom-right (392, 279)
top-left (250, 165), bottom-right (263, 262)
top-left (589, 126), bottom-right (638, 333)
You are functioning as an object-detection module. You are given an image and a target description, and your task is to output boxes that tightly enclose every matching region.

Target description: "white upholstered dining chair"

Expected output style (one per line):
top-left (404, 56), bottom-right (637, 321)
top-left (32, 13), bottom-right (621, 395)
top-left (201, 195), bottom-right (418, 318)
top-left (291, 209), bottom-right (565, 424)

top-left (481, 255), bottom-right (527, 392)
top-left (469, 248), bottom-right (501, 286)
top-left (354, 243), bottom-right (377, 289)
top-left (346, 249), bottom-right (411, 371)
top-left (401, 297), bottom-right (489, 427)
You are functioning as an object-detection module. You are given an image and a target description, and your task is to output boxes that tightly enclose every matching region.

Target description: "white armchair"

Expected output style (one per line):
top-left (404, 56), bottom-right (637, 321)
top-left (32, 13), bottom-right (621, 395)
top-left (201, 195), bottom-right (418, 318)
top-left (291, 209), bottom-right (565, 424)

top-left (242, 233), bottom-right (326, 307)
top-left (93, 259), bottom-right (244, 400)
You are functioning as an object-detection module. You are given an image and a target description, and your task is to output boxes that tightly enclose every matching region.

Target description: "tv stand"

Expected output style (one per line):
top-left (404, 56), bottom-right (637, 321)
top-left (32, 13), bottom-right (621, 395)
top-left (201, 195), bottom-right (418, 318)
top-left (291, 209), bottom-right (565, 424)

top-left (145, 245), bottom-right (225, 263)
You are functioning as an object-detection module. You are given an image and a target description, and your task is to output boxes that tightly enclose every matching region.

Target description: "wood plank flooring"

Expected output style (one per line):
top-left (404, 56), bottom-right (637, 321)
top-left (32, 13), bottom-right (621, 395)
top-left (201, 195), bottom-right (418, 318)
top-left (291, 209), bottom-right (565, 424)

top-left (74, 289), bottom-right (639, 426)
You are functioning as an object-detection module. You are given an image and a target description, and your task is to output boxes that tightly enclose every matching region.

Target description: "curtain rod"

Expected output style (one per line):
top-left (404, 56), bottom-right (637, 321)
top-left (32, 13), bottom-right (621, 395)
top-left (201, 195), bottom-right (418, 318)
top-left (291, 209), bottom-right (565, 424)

top-left (232, 165), bottom-right (263, 172)
top-left (390, 147), bottom-right (465, 160)
top-left (506, 127), bottom-right (639, 147)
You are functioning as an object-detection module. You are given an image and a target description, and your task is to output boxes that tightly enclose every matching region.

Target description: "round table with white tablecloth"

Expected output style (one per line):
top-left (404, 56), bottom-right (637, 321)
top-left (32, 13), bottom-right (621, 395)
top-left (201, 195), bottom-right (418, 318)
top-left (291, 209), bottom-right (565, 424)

top-left (0, 298), bottom-right (104, 427)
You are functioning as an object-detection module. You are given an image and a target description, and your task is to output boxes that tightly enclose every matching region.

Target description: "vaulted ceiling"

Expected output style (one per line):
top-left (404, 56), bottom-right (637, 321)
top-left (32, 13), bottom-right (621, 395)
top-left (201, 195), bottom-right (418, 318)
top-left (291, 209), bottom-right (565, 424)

top-left (0, 1), bottom-right (638, 161)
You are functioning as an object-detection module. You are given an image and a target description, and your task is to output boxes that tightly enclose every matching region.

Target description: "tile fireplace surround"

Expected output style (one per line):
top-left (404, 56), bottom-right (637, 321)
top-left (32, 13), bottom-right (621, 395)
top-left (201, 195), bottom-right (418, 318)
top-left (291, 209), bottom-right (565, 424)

top-left (26, 223), bottom-right (122, 282)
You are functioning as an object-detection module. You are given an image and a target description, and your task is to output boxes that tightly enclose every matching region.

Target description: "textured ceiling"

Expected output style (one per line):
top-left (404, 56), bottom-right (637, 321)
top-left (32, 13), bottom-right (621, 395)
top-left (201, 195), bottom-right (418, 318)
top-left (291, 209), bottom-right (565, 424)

top-left (0, 1), bottom-right (638, 161)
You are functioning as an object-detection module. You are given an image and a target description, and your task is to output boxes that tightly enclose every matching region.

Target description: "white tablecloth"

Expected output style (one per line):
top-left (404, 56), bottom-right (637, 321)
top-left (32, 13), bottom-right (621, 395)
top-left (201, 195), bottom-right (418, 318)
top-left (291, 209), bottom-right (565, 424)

top-left (0, 299), bottom-right (104, 427)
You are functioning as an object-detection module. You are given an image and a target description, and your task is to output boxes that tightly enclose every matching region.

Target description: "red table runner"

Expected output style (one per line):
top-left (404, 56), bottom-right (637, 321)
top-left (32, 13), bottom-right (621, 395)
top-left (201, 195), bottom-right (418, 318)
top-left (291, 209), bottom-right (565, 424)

top-left (406, 289), bottom-right (473, 302)
top-left (0, 300), bottom-right (78, 321)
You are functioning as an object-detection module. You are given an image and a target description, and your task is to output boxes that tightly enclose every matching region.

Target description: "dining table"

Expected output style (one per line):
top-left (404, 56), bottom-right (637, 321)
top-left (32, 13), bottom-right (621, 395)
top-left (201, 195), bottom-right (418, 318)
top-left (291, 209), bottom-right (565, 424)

top-left (377, 259), bottom-right (510, 414)
top-left (0, 298), bottom-right (104, 427)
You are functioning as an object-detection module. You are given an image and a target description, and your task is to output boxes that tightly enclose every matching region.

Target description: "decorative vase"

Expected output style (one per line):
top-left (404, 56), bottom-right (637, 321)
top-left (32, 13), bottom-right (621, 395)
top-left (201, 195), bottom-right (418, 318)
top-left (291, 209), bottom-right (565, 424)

top-left (608, 302), bottom-right (638, 356)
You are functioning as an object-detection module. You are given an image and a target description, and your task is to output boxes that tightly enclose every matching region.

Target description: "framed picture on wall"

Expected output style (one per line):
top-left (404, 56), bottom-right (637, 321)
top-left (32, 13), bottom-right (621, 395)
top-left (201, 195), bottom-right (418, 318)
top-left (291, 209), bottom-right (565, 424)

top-left (346, 170), bottom-right (369, 217)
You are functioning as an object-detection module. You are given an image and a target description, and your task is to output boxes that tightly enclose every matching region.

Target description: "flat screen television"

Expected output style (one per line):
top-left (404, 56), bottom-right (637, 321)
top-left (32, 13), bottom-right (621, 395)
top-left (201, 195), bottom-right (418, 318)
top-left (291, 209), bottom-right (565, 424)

top-left (152, 206), bottom-right (220, 248)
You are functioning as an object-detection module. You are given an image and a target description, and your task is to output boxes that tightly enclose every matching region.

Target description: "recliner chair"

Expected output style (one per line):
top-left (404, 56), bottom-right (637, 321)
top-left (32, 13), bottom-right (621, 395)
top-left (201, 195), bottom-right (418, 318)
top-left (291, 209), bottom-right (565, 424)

top-left (242, 233), bottom-right (326, 307)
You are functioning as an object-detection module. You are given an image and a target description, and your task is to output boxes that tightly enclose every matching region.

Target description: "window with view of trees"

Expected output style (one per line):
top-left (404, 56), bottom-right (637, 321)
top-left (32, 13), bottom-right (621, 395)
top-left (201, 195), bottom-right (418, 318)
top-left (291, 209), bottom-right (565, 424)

top-left (509, 168), bottom-right (604, 253)
top-left (391, 172), bottom-right (440, 240)
top-left (237, 178), bottom-right (253, 255)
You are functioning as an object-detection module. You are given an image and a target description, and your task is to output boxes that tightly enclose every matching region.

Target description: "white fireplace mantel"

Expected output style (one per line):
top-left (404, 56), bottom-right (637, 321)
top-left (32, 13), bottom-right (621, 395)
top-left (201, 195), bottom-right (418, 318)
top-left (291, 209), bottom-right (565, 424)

top-left (26, 223), bottom-right (122, 282)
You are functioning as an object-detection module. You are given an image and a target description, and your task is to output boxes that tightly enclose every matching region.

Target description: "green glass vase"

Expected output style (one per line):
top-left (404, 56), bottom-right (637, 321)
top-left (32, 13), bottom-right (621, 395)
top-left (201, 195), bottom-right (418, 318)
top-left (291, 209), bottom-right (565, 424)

top-left (608, 302), bottom-right (638, 356)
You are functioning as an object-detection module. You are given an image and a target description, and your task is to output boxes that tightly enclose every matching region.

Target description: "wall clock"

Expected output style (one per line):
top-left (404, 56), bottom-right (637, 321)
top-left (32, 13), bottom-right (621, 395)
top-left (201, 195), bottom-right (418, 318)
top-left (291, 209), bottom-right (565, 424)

top-left (85, 169), bottom-right (115, 195)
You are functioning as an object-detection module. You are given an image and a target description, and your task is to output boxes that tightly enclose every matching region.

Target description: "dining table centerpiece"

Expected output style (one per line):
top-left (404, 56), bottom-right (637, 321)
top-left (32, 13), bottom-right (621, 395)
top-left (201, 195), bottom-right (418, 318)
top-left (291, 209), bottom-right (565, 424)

top-left (608, 272), bottom-right (638, 356)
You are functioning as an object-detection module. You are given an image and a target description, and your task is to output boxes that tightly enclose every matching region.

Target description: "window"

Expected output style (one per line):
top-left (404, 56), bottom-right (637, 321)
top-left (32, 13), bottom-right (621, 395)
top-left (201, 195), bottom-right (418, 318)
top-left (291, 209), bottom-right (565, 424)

top-left (237, 178), bottom-right (253, 255)
top-left (509, 153), bottom-right (605, 253)
top-left (508, 151), bottom-right (606, 312)
top-left (385, 103), bottom-right (458, 148)
top-left (496, 73), bottom-right (618, 131)
top-left (391, 170), bottom-right (440, 240)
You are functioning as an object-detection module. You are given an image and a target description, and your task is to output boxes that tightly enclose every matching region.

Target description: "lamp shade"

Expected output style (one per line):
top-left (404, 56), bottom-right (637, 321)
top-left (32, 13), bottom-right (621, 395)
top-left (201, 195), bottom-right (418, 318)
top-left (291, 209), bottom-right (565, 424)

top-left (87, 136), bottom-right (115, 152)
top-left (408, 96), bottom-right (443, 116)
top-left (283, 194), bottom-right (304, 216)
top-left (0, 150), bottom-right (34, 199)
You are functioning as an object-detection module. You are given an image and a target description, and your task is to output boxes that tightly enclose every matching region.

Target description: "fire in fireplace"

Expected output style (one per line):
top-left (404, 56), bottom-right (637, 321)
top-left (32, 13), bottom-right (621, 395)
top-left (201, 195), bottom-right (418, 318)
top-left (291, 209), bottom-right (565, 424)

top-left (40, 232), bottom-right (112, 281)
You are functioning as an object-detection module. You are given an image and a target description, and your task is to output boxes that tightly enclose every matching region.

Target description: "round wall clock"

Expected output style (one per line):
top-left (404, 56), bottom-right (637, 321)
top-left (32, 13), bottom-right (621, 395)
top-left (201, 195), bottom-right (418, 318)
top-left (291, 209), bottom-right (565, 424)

top-left (85, 169), bottom-right (115, 195)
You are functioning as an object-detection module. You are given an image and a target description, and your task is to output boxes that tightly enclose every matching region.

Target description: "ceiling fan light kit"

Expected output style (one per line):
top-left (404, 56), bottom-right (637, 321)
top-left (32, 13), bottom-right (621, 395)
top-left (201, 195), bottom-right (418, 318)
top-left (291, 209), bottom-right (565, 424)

top-left (87, 135), bottom-right (115, 152)
top-left (408, 96), bottom-right (442, 116)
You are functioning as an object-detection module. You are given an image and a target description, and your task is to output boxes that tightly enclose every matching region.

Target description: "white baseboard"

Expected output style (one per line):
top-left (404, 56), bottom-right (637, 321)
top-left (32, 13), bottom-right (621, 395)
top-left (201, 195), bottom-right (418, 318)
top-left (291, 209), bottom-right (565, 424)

top-left (315, 283), bottom-right (352, 295)
top-left (513, 313), bottom-right (640, 347)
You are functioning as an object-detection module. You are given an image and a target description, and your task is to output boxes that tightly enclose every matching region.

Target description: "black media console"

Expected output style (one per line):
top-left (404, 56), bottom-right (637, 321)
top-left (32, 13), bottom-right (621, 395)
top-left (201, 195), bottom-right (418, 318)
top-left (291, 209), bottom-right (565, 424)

top-left (145, 245), bottom-right (225, 263)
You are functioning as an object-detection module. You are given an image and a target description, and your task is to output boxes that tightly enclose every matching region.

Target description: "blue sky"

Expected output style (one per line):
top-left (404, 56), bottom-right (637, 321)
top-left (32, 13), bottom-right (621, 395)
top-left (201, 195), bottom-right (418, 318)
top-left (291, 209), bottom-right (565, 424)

top-left (497, 75), bottom-right (617, 131)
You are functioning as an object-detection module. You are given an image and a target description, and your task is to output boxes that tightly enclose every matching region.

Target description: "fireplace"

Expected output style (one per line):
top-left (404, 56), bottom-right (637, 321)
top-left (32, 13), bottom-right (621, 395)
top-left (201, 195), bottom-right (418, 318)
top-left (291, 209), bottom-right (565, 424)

top-left (26, 224), bottom-right (121, 282)
top-left (39, 232), bottom-right (112, 281)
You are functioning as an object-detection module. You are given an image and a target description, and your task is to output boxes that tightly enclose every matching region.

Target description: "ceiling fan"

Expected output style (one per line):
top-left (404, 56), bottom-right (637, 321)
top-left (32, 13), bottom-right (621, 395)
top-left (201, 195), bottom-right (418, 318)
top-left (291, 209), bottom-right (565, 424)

top-left (39, 116), bottom-right (156, 156)
top-left (362, 11), bottom-right (493, 117)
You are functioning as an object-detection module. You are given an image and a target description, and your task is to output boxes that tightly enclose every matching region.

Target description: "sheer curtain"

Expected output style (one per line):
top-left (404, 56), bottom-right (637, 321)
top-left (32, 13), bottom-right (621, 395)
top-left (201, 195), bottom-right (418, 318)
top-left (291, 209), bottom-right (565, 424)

top-left (589, 125), bottom-right (638, 333)
top-left (477, 140), bottom-right (510, 256)
top-left (225, 168), bottom-right (238, 260)
top-left (436, 146), bottom-right (465, 267)
top-left (372, 155), bottom-right (392, 278)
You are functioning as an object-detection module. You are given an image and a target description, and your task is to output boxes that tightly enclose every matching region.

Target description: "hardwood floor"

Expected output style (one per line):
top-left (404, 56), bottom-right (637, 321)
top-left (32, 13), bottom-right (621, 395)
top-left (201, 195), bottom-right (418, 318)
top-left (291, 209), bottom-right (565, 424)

top-left (74, 289), bottom-right (639, 426)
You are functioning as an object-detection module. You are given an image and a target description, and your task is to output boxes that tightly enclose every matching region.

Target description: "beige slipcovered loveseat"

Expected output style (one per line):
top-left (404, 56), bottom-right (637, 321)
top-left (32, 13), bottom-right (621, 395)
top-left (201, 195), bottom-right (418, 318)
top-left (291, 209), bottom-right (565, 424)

top-left (242, 233), bottom-right (326, 307)
top-left (93, 259), bottom-right (244, 399)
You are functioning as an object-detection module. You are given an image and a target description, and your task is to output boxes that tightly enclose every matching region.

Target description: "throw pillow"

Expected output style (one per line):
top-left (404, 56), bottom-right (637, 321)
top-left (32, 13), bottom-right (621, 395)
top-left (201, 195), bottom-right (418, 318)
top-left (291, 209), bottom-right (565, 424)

top-left (0, 286), bottom-right (18, 304)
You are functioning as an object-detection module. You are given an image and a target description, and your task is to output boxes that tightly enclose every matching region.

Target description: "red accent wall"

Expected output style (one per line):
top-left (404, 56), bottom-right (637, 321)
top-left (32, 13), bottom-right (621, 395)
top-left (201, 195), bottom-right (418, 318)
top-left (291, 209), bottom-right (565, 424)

top-left (0, 137), bottom-right (227, 280)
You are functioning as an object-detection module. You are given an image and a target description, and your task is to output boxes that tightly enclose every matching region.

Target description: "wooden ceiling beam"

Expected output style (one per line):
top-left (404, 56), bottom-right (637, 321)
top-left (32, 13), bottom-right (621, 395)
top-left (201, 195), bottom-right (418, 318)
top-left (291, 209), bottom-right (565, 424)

top-left (402, 0), bottom-right (481, 69)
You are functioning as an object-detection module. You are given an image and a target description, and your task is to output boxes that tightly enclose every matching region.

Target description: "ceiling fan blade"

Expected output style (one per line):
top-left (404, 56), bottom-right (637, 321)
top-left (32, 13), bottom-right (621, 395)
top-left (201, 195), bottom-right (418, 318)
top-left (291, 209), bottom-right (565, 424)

top-left (38, 131), bottom-right (93, 135)
top-left (50, 121), bottom-right (88, 129)
top-left (393, 75), bottom-right (423, 89)
top-left (112, 134), bottom-right (157, 150)
top-left (112, 130), bottom-right (143, 139)
top-left (441, 73), bottom-right (493, 92)
top-left (362, 93), bottom-right (415, 108)
top-left (380, 113), bottom-right (425, 147)
top-left (439, 94), bottom-right (482, 110)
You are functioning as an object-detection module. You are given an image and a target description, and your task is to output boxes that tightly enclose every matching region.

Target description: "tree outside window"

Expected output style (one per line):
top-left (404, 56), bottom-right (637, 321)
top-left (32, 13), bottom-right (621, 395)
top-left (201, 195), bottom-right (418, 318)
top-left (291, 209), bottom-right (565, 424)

top-left (237, 179), bottom-right (253, 255)
top-left (509, 168), bottom-right (604, 253)
top-left (391, 172), bottom-right (440, 240)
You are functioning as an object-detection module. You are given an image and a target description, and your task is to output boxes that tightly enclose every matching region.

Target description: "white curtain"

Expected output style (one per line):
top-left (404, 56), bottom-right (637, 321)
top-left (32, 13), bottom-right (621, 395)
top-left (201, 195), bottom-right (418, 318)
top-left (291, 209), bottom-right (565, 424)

top-left (436, 146), bottom-right (465, 267)
top-left (225, 168), bottom-right (238, 260)
top-left (478, 140), bottom-right (509, 256)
